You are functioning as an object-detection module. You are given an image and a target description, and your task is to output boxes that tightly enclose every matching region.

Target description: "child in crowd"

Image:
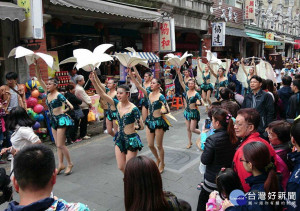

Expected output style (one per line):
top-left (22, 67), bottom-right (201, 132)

top-left (206, 168), bottom-right (242, 211)
top-left (0, 106), bottom-right (41, 172)
top-left (222, 142), bottom-right (280, 211)
top-left (286, 119), bottom-right (300, 211)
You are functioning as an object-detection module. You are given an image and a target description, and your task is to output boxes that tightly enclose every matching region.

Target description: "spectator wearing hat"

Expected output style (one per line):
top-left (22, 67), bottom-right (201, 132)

top-left (281, 63), bottom-right (295, 77)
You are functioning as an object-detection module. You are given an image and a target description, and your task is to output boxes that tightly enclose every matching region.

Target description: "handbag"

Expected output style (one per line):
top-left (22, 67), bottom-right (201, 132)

top-left (74, 108), bottom-right (84, 120)
top-left (88, 111), bottom-right (96, 122)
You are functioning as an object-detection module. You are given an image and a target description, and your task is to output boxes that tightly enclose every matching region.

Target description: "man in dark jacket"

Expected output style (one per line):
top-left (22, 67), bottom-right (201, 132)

top-left (242, 75), bottom-right (274, 136)
top-left (287, 79), bottom-right (300, 119)
top-left (278, 76), bottom-right (293, 119)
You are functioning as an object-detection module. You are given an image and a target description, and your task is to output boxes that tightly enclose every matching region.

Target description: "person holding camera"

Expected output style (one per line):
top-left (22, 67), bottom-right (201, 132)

top-left (197, 108), bottom-right (238, 211)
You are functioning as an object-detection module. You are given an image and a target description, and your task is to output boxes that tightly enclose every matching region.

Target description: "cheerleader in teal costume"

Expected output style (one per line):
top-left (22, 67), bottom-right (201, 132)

top-left (132, 67), bottom-right (152, 122)
top-left (197, 58), bottom-right (213, 112)
top-left (241, 57), bottom-right (257, 94)
top-left (208, 62), bottom-right (229, 101)
top-left (128, 69), bottom-right (170, 174)
top-left (89, 72), bottom-right (144, 173)
top-left (35, 63), bottom-right (74, 175)
top-left (176, 67), bottom-right (201, 149)
top-left (97, 78), bottom-right (118, 137)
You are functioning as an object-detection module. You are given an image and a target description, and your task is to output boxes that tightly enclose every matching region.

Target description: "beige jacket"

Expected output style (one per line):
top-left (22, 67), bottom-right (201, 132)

top-left (75, 84), bottom-right (91, 110)
top-left (0, 84), bottom-right (27, 113)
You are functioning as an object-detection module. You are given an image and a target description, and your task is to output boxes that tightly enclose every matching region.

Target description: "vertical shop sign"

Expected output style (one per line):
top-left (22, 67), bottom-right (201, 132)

top-left (212, 22), bottom-right (225, 47)
top-left (47, 51), bottom-right (60, 78)
top-left (159, 18), bottom-right (176, 52)
top-left (265, 32), bottom-right (274, 48)
top-left (294, 40), bottom-right (300, 50)
top-left (244, 0), bottom-right (255, 20)
top-left (119, 64), bottom-right (127, 82)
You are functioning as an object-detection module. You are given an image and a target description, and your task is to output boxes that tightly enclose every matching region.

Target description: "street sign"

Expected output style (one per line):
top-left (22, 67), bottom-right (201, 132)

top-left (244, 0), bottom-right (255, 20)
top-left (212, 22), bottom-right (226, 47)
top-left (159, 18), bottom-right (176, 52)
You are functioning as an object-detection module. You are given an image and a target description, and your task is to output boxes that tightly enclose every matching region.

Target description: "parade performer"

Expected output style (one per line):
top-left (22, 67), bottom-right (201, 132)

top-left (183, 67), bottom-right (194, 85)
top-left (197, 58), bottom-right (213, 112)
top-left (35, 63), bottom-right (74, 175)
top-left (89, 72), bottom-right (144, 173)
top-left (208, 61), bottom-right (229, 100)
top-left (132, 67), bottom-right (152, 122)
top-left (128, 68), bottom-right (170, 173)
top-left (176, 67), bottom-right (201, 149)
top-left (241, 57), bottom-right (257, 94)
top-left (94, 77), bottom-right (118, 137)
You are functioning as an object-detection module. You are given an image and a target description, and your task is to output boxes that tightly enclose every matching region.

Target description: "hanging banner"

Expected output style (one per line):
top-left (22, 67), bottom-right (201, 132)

top-left (294, 40), bottom-right (300, 50)
top-left (244, 0), bottom-right (255, 20)
top-left (119, 64), bottom-right (127, 82)
top-left (159, 18), bottom-right (176, 52)
top-left (265, 32), bottom-right (274, 48)
top-left (47, 51), bottom-right (60, 78)
top-left (212, 22), bottom-right (226, 47)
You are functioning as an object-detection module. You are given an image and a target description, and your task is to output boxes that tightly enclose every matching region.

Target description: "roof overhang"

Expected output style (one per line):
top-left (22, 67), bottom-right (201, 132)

top-left (0, 2), bottom-right (25, 21)
top-left (49, 0), bottom-right (162, 22)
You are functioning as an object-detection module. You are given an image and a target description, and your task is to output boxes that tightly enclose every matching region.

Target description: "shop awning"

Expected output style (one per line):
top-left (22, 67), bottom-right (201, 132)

top-left (50, 0), bottom-right (162, 22)
top-left (246, 33), bottom-right (282, 46)
top-left (226, 27), bottom-right (248, 37)
top-left (114, 52), bottom-right (160, 63)
top-left (0, 2), bottom-right (25, 21)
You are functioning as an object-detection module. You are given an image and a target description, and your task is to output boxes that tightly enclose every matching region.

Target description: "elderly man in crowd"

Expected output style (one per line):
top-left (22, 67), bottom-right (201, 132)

top-left (75, 75), bottom-right (92, 140)
top-left (233, 108), bottom-right (289, 192)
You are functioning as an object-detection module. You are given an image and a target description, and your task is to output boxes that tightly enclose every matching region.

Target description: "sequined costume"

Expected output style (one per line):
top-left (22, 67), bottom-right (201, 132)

top-left (46, 93), bottom-right (73, 129)
top-left (214, 76), bottom-right (228, 100)
top-left (140, 86), bottom-right (151, 109)
top-left (113, 99), bottom-right (143, 153)
top-left (183, 87), bottom-right (201, 122)
top-left (200, 71), bottom-right (214, 93)
top-left (145, 90), bottom-right (169, 133)
top-left (105, 87), bottom-right (118, 121)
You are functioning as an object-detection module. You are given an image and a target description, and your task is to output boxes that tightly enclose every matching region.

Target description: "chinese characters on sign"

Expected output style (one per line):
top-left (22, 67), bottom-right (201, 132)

top-left (244, 0), bottom-right (255, 20)
top-left (212, 22), bottom-right (226, 47)
top-left (265, 32), bottom-right (274, 48)
top-left (159, 18), bottom-right (176, 52)
top-left (245, 191), bottom-right (297, 207)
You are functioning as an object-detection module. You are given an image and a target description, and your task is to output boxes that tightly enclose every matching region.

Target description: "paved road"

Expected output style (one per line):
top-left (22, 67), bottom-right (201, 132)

top-left (0, 106), bottom-right (208, 211)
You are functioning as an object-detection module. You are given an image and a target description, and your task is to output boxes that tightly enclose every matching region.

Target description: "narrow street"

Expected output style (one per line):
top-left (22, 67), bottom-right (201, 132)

top-left (1, 106), bottom-right (207, 211)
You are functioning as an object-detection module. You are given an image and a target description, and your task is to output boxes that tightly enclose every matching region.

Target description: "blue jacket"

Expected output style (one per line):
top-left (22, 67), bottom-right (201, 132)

top-left (5, 197), bottom-right (90, 211)
top-left (277, 86), bottom-right (293, 118)
top-left (226, 174), bottom-right (274, 211)
top-left (286, 151), bottom-right (300, 211)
